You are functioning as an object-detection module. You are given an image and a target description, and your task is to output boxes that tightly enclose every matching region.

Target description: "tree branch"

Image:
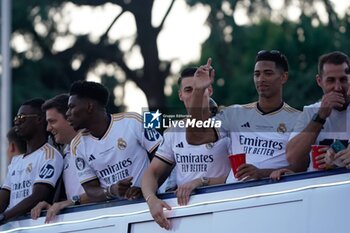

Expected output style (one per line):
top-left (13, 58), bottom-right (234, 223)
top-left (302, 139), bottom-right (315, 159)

top-left (156, 0), bottom-right (176, 33)
top-left (101, 9), bottom-right (126, 40)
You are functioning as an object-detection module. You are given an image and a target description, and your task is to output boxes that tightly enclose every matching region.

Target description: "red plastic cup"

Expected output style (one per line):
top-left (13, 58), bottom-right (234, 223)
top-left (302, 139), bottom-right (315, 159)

top-left (229, 153), bottom-right (246, 176)
top-left (311, 145), bottom-right (327, 169)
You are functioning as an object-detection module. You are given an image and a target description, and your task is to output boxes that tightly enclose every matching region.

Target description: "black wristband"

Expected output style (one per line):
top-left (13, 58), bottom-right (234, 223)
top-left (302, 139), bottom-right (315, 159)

top-left (312, 113), bottom-right (326, 125)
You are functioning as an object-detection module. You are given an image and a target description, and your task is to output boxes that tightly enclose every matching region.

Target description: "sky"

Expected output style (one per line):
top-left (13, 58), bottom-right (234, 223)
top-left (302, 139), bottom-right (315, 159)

top-left (10, 0), bottom-right (350, 112)
top-left (61, 0), bottom-right (210, 112)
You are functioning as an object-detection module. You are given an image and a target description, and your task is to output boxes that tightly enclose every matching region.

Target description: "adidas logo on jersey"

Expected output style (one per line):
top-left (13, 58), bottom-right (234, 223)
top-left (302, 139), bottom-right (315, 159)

top-left (88, 154), bottom-right (96, 162)
top-left (176, 142), bottom-right (184, 148)
top-left (241, 122), bottom-right (250, 128)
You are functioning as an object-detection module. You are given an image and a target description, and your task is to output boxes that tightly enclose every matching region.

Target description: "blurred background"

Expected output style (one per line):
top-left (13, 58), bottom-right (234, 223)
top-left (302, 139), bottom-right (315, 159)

top-left (1, 0), bottom-right (350, 180)
top-left (4, 0), bottom-right (350, 115)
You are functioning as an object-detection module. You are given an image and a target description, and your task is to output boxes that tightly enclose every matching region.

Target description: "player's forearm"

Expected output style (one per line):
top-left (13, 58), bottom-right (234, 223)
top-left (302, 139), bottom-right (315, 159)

top-left (286, 123), bottom-right (323, 171)
top-left (79, 193), bottom-right (91, 204)
top-left (141, 170), bottom-right (160, 200)
top-left (0, 189), bottom-right (10, 213)
top-left (187, 89), bottom-right (210, 144)
top-left (206, 176), bottom-right (227, 186)
top-left (4, 193), bottom-right (47, 220)
top-left (83, 187), bottom-right (110, 202)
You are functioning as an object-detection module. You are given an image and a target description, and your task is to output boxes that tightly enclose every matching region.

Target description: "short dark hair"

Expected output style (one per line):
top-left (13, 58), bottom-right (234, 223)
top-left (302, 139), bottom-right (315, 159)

top-left (7, 127), bottom-right (26, 154)
top-left (69, 81), bottom-right (109, 107)
top-left (178, 67), bottom-right (198, 87)
top-left (255, 50), bottom-right (289, 72)
top-left (42, 94), bottom-right (69, 119)
top-left (21, 98), bottom-right (45, 115)
top-left (318, 51), bottom-right (350, 75)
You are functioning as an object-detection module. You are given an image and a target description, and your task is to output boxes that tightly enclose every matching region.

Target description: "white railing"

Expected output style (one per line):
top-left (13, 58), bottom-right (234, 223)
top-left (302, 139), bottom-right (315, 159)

top-left (1, 168), bottom-right (350, 233)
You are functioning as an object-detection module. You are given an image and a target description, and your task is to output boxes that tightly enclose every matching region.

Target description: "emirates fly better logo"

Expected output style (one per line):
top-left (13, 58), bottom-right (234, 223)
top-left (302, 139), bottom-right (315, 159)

top-left (143, 109), bottom-right (221, 129)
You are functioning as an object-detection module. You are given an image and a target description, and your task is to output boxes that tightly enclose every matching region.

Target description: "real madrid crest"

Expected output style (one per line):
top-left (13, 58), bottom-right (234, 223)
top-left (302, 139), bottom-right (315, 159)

top-left (117, 138), bottom-right (127, 150)
top-left (277, 123), bottom-right (287, 134)
top-left (206, 142), bottom-right (214, 149)
top-left (26, 163), bottom-right (32, 174)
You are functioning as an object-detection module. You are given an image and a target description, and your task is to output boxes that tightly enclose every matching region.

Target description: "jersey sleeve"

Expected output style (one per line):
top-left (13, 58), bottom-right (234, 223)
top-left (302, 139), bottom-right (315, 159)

top-left (288, 106), bottom-right (314, 141)
top-left (128, 112), bottom-right (162, 153)
top-left (71, 140), bottom-right (98, 185)
top-left (214, 106), bottom-right (236, 139)
top-left (1, 157), bottom-right (18, 191)
top-left (155, 129), bottom-right (175, 165)
top-left (34, 146), bottom-right (64, 188)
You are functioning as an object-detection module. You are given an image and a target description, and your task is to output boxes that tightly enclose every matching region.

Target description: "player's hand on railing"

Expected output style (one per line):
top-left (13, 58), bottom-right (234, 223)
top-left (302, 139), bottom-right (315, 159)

top-left (125, 186), bottom-right (143, 200)
top-left (110, 176), bottom-right (133, 199)
top-left (31, 201), bottom-right (51, 220)
top-left (147, 194), bottom-right (172, 230)
top-left (270, 168), bottom-right (294, 181)
top-left (175, 179), bottom-right (202, 206)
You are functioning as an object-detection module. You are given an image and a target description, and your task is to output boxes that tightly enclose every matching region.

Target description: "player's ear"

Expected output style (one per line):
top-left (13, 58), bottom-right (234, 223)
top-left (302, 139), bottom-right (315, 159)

top-left (178, 89), bottom-right (183, 101)
top-left (87, 101), bottom-right (95, 113)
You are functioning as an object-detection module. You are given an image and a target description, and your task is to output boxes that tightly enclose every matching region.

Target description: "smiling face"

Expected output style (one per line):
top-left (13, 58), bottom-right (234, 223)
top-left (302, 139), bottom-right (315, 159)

top-left (253, 60), bottom-right (287, 99)
top-left (14, 105), bottom-right (42, 140)
top-left (317, 62), bottom-right (350, 110)
top-left (46, 108), bottom-right (76, 144)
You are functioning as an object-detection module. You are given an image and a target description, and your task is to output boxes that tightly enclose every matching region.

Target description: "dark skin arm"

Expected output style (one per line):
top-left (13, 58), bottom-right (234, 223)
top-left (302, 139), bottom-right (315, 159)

top-left (81, 179), bottom-right (111, 202)
top-left (82, 177), bottom-right (142, 202)
top-left (0, 189), bottom-right (10, 213)
top-left (2, 183), bottom-right (54, 222)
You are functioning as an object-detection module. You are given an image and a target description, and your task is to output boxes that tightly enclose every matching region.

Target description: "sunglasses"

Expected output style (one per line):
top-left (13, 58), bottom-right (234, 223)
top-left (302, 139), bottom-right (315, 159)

top-left (257, 50), bottom-right (282, 56)
top-left (14, 114), bottom-right (40, 122)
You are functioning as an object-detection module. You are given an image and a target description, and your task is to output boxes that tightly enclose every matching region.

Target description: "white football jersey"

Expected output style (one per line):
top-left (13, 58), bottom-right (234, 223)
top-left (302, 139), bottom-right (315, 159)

top-left (62, 145), bottom-right (85, 200)
top-left (71, 113), bottom-right (162, 188)
top-left (289, 102), bottom-right (350, 170)
top-left (2, 143), bottom-right (63, 209)
top-left (156, 123), bottom-right (231, 186)
top-left (216, 102), bottom-right (300, 169)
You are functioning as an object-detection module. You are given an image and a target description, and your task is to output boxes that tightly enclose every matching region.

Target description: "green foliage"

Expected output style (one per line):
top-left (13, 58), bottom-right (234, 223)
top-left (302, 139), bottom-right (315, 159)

top-left (169, 0), bottom-right (350, 110)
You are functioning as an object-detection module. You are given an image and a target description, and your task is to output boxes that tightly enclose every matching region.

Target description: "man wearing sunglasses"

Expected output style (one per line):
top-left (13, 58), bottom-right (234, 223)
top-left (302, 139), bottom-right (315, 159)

top-left (287, 51), bottom-right (350, 171)
top-left (186, 50), bottom-right (300, 182)
top-left (30, 94), bottom-right (91, 223)
top-left (0, 99), bottom-right (63, 225)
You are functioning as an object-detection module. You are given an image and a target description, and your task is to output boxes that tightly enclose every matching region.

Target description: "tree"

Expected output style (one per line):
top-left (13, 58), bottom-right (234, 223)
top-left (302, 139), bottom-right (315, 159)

top-left (12, 0), bottom-right (176, 115)
top-left (176, 0), bottom-right (350, 109)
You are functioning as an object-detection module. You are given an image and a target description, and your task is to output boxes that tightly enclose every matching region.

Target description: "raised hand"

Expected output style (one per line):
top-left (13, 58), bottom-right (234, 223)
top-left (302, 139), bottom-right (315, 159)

top-left (318, 91), bottom-right (346, 119)
top-left (193, 58), bottom-right (215, 90)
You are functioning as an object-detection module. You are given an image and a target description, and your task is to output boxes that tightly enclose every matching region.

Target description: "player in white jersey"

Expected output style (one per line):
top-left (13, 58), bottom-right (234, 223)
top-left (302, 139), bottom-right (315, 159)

top-left (187, 51), bottom-right (300, 182)
top-left (6, 127), bottom-right (26, 163)
top-left (67, 81), bottom-right (162, 202)
top-left (287, 51), bottom-right (350, 171)
top-left (31, 94), bottom-right (89, 223)
top-left (219, 102), bottom-right (300, 181)
top-left (142, 68), bottom-right (230, 230)
top-left (0, 99), bottom-right (63, 225)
